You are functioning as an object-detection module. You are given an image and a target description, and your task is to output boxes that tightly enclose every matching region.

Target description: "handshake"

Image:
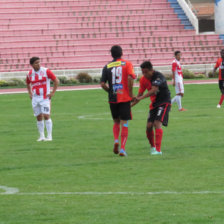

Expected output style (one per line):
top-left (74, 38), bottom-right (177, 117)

top-left (131, 95), bottom-right (143, 107)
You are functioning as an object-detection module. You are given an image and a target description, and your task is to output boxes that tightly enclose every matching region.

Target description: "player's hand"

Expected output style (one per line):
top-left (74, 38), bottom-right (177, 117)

top-left (131, 96), bottom-right (136, 102)
top-left (172, 79), bottom-right (175, 86)
top-left (29, 93), bottom-right (33, 99)
top-left (47, 92), bottom-right (55, 99)
top-left (136, 96), bottom-right (143, 101)
top-left (131, 97), bottom-right (139, 107)
top-left (131, 99), bottom-right (139, 107)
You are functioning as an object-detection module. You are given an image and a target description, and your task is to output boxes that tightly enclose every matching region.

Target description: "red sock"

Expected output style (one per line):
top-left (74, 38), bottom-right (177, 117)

top-left (146, 130), bottom-right (155, 147)
top-left (113, 123), bottom-right (120, 142)
top-left (155, 128), bottom-right (163, 152)
top-left (219, 95), bottom-right (224, 105)
top-left (121, 125), bottom-right (128, 150)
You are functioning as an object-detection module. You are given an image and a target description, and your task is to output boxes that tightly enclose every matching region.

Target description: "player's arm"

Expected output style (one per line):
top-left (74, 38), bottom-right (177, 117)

top-left (213, 60), bottom-right (219, 76)
top-left (213, 67), bottom-right (218, 76)
top-left (172, 63), bottom-right (176, 86)
top-left (100, 82), bottom-right (109, 92)
top-left (137, 85), bottom-right (158, 101)
top-left (100, 66), bottom-right (109, 92)
top-left (127, 62), bottom-right (136, 99)
top-left (26, 76), bottom-right (32, 99)
top-left (131, 92), bottom-right (142, 107)
top-left (46, 69), bottom-right (59, 99)
top-left (172, 71), bottom-right (175, 86)
top-left (132, 76), bottom-right (146, 106)
top-left (128, 75), bottom-right (134, 99)
top-left (49, 77), bottom-right (59, 99)
top-left (26, 83), bottom-right (32, 99)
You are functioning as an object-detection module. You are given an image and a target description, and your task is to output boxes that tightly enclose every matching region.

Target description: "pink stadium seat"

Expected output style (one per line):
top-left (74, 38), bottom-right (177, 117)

top-left (0, 0), bottom-right (223, 72)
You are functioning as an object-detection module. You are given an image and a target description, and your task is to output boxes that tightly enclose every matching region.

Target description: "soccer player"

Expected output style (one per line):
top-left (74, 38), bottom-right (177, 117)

top-left (100, 45), bottom-right (136, 156)
top-left (213, 49), bottom-right (224, 108)
top-left (132, 61), bottom-right (171, 155)
top-left (26, 57), bottom-right (59, 141)
top-left (171, 51), bottom-right (186, 111)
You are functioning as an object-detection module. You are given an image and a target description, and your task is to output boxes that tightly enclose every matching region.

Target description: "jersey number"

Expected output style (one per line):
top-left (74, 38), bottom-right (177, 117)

top-left (112, 67), bottom-right (122, 84)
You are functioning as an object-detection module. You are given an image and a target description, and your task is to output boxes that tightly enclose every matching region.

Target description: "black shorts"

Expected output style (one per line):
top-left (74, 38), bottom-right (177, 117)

top-left (110, 101), bottom-right (132, 120)
top-left (147, 103), bottom-right (170, 127)
top-left (219, 80), bottom-right (224, 94)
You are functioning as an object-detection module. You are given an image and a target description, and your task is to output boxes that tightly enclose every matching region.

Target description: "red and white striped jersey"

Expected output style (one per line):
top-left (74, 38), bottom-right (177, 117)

top-left (172, 59), bottom-right (183, 79)
top-left (26, 67), bottom-right (56, 99)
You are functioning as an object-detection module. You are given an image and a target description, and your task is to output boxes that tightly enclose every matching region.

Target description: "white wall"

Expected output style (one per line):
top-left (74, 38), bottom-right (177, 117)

top-left (215, 0), bottom-right (224, 34)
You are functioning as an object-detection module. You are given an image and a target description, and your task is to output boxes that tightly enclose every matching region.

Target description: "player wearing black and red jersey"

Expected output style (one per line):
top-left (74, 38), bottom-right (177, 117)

top-left (132, 61), bottom-right (171, 155)
top-left (213, 49), bottom-right (224, 108)
top-left (101, 45), bottom-right (136, 156)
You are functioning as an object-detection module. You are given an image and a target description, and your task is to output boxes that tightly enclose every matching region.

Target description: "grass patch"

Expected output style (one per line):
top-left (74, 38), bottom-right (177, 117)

top-left (0, 84), bottom-right (224, 223)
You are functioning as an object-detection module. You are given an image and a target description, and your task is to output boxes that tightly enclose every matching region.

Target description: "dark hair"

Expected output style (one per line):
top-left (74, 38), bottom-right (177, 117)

top-left (221, 49), bottom-right (224, 53)
top-left (175, 51), bottom-right (181, 56)
top-left (140, 61), bottom-right (153, 70)
top-left (110, 45), bottom-right (123, 59)
top-left (30, 57), bottom-right (40, 65)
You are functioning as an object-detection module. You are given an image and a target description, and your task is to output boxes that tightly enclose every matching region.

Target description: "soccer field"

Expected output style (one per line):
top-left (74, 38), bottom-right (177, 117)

top-left (0, 84), bottom-right (224, 224)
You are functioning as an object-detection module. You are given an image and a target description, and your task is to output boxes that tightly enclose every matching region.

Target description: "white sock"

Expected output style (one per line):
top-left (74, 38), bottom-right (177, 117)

top-left (171, 96), bottom-right (177, 104)
top-left (45, 119), bottom-right (52, 138)
top-left (177, 95), bottom-right (182, 110)
top-left (37, 120), bottom-right (45, 138)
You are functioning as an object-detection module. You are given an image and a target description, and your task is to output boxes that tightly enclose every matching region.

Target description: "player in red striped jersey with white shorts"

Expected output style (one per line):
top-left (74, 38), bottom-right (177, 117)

top-left (171, 51), bottom-right (187, 111)
top-left (26, 57), bottom-right (59, 141)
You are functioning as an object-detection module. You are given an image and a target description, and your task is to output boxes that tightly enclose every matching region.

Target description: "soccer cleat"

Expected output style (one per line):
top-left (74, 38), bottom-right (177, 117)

top-left (150, 147), bottom-right (156, 154)
top-left (179, 108), bottom-right (187, 111)
top-left (113, 142), bottom-right (119, 154)
top-left (217, 104), bottom-right (221, 108)
top-left (151, 150), bottom-right (162, 155)
top-left (37, 136), bottom-right (45, 142)
top-left (45, 136), bottom-right (52, 141)
top-left (119, 149), bottom-right (127, 156)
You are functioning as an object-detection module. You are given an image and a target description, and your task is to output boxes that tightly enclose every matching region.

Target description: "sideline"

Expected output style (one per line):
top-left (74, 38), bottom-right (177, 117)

top-left (1, 189), bottom-right (224, 196)
top-left (0, 185), bottom-right (19, 195)
top-left (0, 79), bottom-right (217, 95)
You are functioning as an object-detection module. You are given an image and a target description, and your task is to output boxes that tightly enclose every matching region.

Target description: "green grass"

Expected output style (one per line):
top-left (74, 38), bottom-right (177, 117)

top-left (0, 84), bottom-right (224, 224)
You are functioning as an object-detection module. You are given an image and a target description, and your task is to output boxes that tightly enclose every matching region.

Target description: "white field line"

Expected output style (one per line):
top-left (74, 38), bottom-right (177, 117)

top-left (78, 112), bottom-right (111, 120)
top-left (0, 81), bottom-right (217, 95)
top-left (1, 185), bottom-right (224, 195)
top-left (0, 186), bottom-right (19, 195)
top-left (57, 87), bottom-right (101, 92)
top-left (1, 190), bottom-right (224, 196)
top-left (184, 81), bottom-right (217, 85)
top-left (19, 191), bottom-right (224, 196)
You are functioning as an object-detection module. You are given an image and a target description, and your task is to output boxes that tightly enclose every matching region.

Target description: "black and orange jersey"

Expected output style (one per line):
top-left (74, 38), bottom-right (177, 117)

top-left (139, 71), bottom-right (171, 110)
top-left (215, 58), bottom-right (224, 80)
top-left (101, 58), bottom-right (136, 103)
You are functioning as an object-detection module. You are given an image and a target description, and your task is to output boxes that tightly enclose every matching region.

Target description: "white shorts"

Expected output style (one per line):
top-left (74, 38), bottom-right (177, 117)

top-left (175, 80), bottom-right (184, 94)
top-left (32, 97), bottom-right (51, 117)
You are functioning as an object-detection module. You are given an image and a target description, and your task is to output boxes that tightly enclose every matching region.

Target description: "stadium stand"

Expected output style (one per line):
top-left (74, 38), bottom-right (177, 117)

top-left (0, 0), bottom-right (223, 73)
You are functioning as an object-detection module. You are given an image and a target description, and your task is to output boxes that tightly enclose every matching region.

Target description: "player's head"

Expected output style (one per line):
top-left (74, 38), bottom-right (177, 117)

top-left (220, 49), bottom-right (224, 58)
top-left (110, 45), bottom-right (123, 59)
top-left (140, 61), bottom-right (154, 79)
top-left (30, 57), bottom-right (40, 71)
top-left (174, 51), bottom-right (181, 60)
